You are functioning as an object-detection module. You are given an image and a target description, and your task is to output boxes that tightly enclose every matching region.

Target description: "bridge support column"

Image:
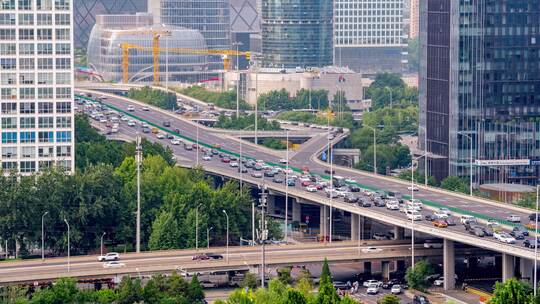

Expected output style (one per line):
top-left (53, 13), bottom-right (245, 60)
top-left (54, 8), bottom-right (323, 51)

top-left (351, 213), bottom-right (359, 240)
top-left (443, 239), bottom-right (455, 290)
top-left (292, 200), bottom-right (301, 222)
top-left (502, 253), bottom-right (515, 282)
top-left (519, 258), bottom-right (533, 282)
top-left (381, 261), bottom-right (390, 280)
top-left (319, 205), bottom-right (327, 239)
top-left (393, 226), bottom-right (405, 240)
top-left (267, 195), bottom-right (276, 215)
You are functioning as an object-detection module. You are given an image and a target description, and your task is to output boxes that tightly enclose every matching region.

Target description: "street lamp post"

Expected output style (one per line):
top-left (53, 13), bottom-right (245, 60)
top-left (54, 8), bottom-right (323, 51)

top-left (233, 42), bottom-right (242, 118)
top-left (207, 226), bottom-right (213, 249)
top-left (534, 185), bottom-right (539, 297)
top-left (365, 125), bottom-right (377, 174)
top-left (196, 204), bottom-right (202, 251)
top-left (196, 123), bottom-right (200, 166)
top-left (64, 219), bottom-right (70, 272)
top-left (135, 135), bottom-right (142, 253)
top-left (41, 212), bottom-right (48, 261)
top-left (284, 130), bottom-right (289, 242)
top-left (100, 232), bottom-right (106, 257)
top-left (410, 153), bottom-right (427, 268)
top-left (222, 210), bottom-right (229, 263)
top-left (385, 86), bottom-right (393, 107)
top-left (458, 132), bottom-right (474, 196)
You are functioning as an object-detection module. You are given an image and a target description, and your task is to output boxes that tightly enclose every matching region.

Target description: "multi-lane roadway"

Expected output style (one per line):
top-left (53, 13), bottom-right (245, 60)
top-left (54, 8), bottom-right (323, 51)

top-left (77, 89), bottom-right (539, 261)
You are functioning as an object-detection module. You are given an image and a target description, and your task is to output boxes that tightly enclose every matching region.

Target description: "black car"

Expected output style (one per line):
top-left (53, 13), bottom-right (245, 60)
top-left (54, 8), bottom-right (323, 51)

top-left (510, 230), bottom-right (526, 240)
top-left (468, 227), bottom-right (485, 237)
top-left (480, 226), bottom-right (494, 237)
top-left (206, 253), bottom-right (224, 260)
top-left (373, 198), bottom-right (386, 207)
top-left (264, 171), bottom-right (276, 177)
top-left (163, 121), bottom-right (171, 127)
top-left (211, 149), bottom-right (219, 155)
top-left (524, 238), bottom-right (540, 248)
top-left (382, 279), bottom-right (399, 289)
top-left (360, 199), bottom-right (372, 207)
top-left (253, 165), bottom-right (263, 171)
top-left (344, 194), bottom-right (358, 204)
top-left (425, 214), bottom-right (436, 222)
top-left (166, 134), bottom-right (174, 139)
top-left (350, 185), bottom-right (360, 192)
top-left (512, 226), bottom-right (529, 236)
top-left (324, 169), bottom-right (335, 175)
top-left (413, 295), bottom-right (430, 304)
top-left (445, 218), bottom-right (457, 226)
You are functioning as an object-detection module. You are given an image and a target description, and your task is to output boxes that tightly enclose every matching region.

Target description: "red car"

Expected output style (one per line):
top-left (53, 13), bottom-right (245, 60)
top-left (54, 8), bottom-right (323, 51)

top-left (301, 181), bottom-right (311, 187)
top-left (192, 143), bottom-right (199, 149)
top-left (192, 254), bottom-right (210, 261)
top-left (222, 158), bottom-right (231, 163)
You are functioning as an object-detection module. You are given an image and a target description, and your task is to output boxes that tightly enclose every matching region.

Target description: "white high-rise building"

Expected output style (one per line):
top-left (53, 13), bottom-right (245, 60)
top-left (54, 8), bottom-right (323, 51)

top-left (334, 0), bottom-right (405, 74)
top-left (0, 0), bottom-right (74, 174)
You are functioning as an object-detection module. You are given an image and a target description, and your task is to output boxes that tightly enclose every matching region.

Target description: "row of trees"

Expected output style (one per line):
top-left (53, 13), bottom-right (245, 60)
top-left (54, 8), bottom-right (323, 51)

top-left (215, 114), bottom-right (281, 131)
top-left (178, 86), bottom-right (251, 110)
top-left (0, 273), bottom-right (205, 303)
top-left (258, 89), bottom-right (330, 111)
top-left (127, 87), bottom-right (177, 110)
top-left (276, 111), bottom-right (355, 130)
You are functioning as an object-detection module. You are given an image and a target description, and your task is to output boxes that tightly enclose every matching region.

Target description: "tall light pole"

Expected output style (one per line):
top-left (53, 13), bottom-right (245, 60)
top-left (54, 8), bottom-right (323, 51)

top-left (534, 185), bottom-right (539, 297)
top-left (233, 42), bottom-right (242, 118)
top-left (222, 210), bottom-right (229, 263)
top-left (196, 123), bottom-right (200, 166)
top-left (385, 86), bottom-right (393, 107)
top-left (64, 219), bottom-right (70, 272)
top-left (100, 232), bottom-right (106, 257)
top-left (458, 132), bottom-right (474, 196)
top-left (135, 135), bottom-right (142, 253)
top-left (254, 65), bottom-right (259, 145)
top-left (284, 130), bottom-right (289, 242)
top-left (195, 204), bottom-right (202, 251)
top-left (258, 184), bottom-right (268, 288)
top-left (410, 153), bottom-right (427, 268)
top-left (41, 211), bottom-right (48, 261)
top-left (252, 200), bottom-right (255, 246)
top-left (365, 125), bottom-right (377, 174)
top-left (207, 226), bottom-right (213, 249)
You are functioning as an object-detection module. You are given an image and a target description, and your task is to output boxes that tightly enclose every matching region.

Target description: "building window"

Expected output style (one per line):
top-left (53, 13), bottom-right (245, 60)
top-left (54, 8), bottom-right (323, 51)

top-left (19, 43), bottom-right (34, 55)
top-left (1, 73), bottom-right (16, 85)
top-left (56, 72), bottom-right (70, 84)
top-left (54, 28), bottom-right (69, 40)
top-left (1, 58), bottom-right (16, 70)
top-left (0, 13), bottom-right (16, 25)
top-left (1, 117), bottom-right (16, 129)
top-left (1, 88), bottom-right (16, 99)
top-left (38, 116), bottom-right (53, 128)
top-left (0, 43), bottom-right (16, 55)
top-left (18, 13), bottom-right (33, 25)
top-left (18, 0), bottom-right (32, 10)
top-left (57, 160), bottom-right (71, 171)
top-left (38, 87), bottom-right (53, 99)
top-left (55, 57), bottom-right (70, 69)
top-left (54, 0), bottom-right (69, 10)
top-left (37, 43), bottom-right (52, 55)
top-left (38, 146), bottom-right (53, 157)
top-left (19, 72), bottom-right (34, 84)
top-left (56, 131), bottom-right (70, 143)
top-left (37, 72), bottom-right (53, 85)
top-left (55, 87), bottom-right (70, 99)
top-left (56, 116), bottom-right (70, 128)
top-left (1, 0), bottom-right (15, 10)
top-left (21, 146), bottom-right (35, 158)
top-left (37, 58), bottom-right (53, 69)
top-left (19, 28), bottom-right (34, 40)
top-left (20, 117), bottom-right (35, 128)
top-left (55, 101), bottom-right (71, 113)
top-left (39, 160), bottom-right (53, 169)
top-left (2, 147), bottom-right (17, 159)
top-left (37, 28), bottom-right (52, 40)
top-left (36, 0), bottom-right (52, 10)
top-left (1, 102), bottom-right (16, 114)
top-left (38, 102), bottom-right (53, 114)
top-left (0, 29), bottom-right (15, 40)
top-left (38, 131), bottom-right (53, 143)
top-left (2, 132), bottom-right (17, 144)
top-left (20, 131), bottom-right (35, 143)
top-left (56, 145), bottom-right (71, 157)
top-left (19, 58), bottom-right (34, 70)
top-left (19, 87), bottom-right (35, 99)
top-left (55, 43), bottom-right (69, 55)
top-left (20, 102), bottom-right (34, 114)
top-left (54, 13), bottom-right (69, 25)
top-left (2, 162), bottom-right (17, 170)
top-left (20, 161), bottom-right (36, 173)
top-left (37, 13), bottom-right (52, 25)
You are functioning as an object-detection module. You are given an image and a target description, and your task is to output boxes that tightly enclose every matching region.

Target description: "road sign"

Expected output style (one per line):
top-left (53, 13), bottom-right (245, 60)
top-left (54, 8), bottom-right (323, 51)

top-left (474, 159), bottom-right (530, 166)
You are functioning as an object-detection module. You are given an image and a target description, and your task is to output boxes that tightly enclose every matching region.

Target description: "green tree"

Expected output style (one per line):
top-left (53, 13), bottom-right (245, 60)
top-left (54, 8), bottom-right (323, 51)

top-left (440, 176), bottom-right (469, 194)
top-left (488, 278), bottom-right (533, 304)
top-left (378, 294), bottom-right (401, 304)
top-left (0, 285), bottom-right (29, 304)
top-left (340, 296), bottom-right (358, 304)
top-left (116, 277), bottom-right (143, 304)
top-left (278, 267), bottom-right (293, 285)
top-left (405, 261), bottom-right (434, 292)
top-left (30, 278), bottom-right (79, 304)
top-left (148, 211), bottom-right (181, 250)
top-left (216, 114), bottom-right (281, 131)
top-left (284, 288), bottom-right (307, 304)
top-left (178, 85), bottom-right (251, 110)
top-left (240, 273), bottom-right (259, 290)
top-left (316, 259), bottom-right (340, 304)
top-left (128, 86), bottom-right (177, 110)
top-left (94, 289), bottom-right (118, 304)
top-left (261, 138), bottom-right (287, 150)
top-left (187, 275), bottom-right (205, 303)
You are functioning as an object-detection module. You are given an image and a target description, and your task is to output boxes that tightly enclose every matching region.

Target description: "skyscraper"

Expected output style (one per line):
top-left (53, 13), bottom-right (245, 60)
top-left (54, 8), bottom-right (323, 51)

top-left (419, 0), bottom-right (540, 185)
top-left (409, 0), bottom-right (419, 39)
top-left (260, 0), bottom-right (333, 69)
top-left (150, 0), bottom-right (231, 70)
top-left (334, 0), bottom-right (405, 74)
top-left (0, 0), bottom-right (75, 174)
top-left (73, 0), bottom-right (147, 48)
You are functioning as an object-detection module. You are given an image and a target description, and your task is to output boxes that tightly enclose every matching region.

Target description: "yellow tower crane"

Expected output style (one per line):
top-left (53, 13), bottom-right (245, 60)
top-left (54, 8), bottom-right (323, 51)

top-left (119, 43), bottom-right (251, 84)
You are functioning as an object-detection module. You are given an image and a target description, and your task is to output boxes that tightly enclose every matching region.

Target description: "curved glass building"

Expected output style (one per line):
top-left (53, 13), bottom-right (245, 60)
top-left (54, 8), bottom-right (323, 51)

top-left (261, 0), bottom-right (333, 68)
top-left (74, 0), bottom-right (147, 48)
top-left (87, 15), bottom-right (208, 83)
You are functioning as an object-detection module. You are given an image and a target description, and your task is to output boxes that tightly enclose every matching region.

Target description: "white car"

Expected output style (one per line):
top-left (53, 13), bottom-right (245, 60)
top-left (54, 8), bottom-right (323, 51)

top-left (391, 285), bottom-right (402, 294)
top-left (305, 185), bottom-right (317, 192)
top-left (202, 155), bottom-right (212, 161)
top-left (386, 201), bottom-right (399, 210)
top-left (361, 246), bottom-right (383, 253)
top-left (363, 280), bottom-right (382, 288)
top-left (460, 215), bottom-right (476, 225)
top-left (434, 278), bottom-right (444, 286)
top-left (156, 133), bottom-right (165, 139)
top-left (127, 105), bottom-right (135, 112)
top-left (408, 185), bottom-right (419, 191)
top-left (366, 283), bottom-right (380, 295)
top-left (279, 158), bottom-right (288, 164)
top-left (506, 214), bottom-right (521, 223)
top-left (103, 261), bottom-right (125, 268)
top-left (121, 116), bottom-right (129, 121)
top-left (171, 139), bottom-right (181, 145)
top-left (433, 210), bottom-right (449, 219)
top-left (229, 162), bottom-right (239, 167)
top-left (406, 210), bottom-right (422, 221)
top-left (127, 120), bottom-right (136, 127)
top-left (494, 232), bottom-right (516, 244)
top-left (142, 106), bottom-right (149, 111)
top-left (345, 178), bottom-right (356, 183)
top-left (98, 252), bottom-right (119, 262)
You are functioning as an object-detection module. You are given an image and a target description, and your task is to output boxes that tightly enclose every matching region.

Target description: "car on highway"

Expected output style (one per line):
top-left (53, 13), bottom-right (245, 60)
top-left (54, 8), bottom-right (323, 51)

top-left (128, 120), bottom-right (136, 127)
top-left (406, 210), bottom-right (422, 221)
top-left (184, 144), bottom-right (193, 151)
top-left (142, 127), bottom-right (150, 133)
top-left (286, 179), bottom-right (296, 186)
top-left (142, 106), bottom-right (149, 111)
top-left (510, 229), bottom-right (526, 240)
top-left (156, 133), bottom-right (165, 139)
top-left (200, 281), bottom-right (217, 288)
top-left (251, 172), bottom-right (262, 178)
top-left (127, 105), bottom-right (135, 111)
top-left (206, 253), bottom-right (224, 260)
top-left (279, 158), bottom-right (288, 164)
top-left (413, 295), bottom-right (431, 304)
top-left (229, 162), bottom-right (239, 168)
top-left (433, 210), bottom-right (449, 219)
top-left (366, 283), bottom-right (380, 295)
top-left (494, 232), bottom-right (516, 244)
top-left (363, 280), bottom-right (382, 288)
top-left (512, 225), bottom-right (529, 236)
top-left (523, 238), bottom-right (540, 248)
top-left (506, 214), bottom-right (522, 223)
top-left (202, 155), bottom-right (212, 161)
top-left (391, 284), bottom-right (402, 294)
top-left (221, 158), bottom-right (231, 163)
top-left (432, 219), bottom-right (448, 228)
top-left (359, 199), bottom-right (372, 207)
top-left (425, 214), bottom-right (436, 222)
top-left (468, 226), bottom-right (485, 237)
top-left (373, 233), bottom-right (388, 240)
top-left (460, 215), bottom-right (476, 225)
top-left (306, 185), bottom-right (317, 192)
top-left (407, 184), bottom-right (419, 191)
top-left (444, 218), bottom-right (456, 226)
top-left (171, 138), bottom-right (181, 145)
top-left (103, 261), bottom-right (125, 268)
top-left (386, 201), bottom-right (399, 210)
top-left (272, 177), bottom-right (283, 183)
top-left (301, 180), bottom-right (311, 187)
top-left (98, 252), bottom-right (120, 262)
top-left (192, 253), bottom-right (210, 261)
top-left (433, 278), bottom-right (444, 286)
top-left (163, 121), bottom-right (171, 127)
top-left (382, 279), bottom-right (399, 289)
top-left (361, 246), bottom-right (383, 253)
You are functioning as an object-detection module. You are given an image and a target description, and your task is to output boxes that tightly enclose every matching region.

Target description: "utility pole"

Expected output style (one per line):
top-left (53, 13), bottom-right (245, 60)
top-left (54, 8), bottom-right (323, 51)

top-left (254, 65), bottom-right (258, 145)
top-left (41, 211), bottom-right (48, 261)
top-left (257, 184), bottom-right (268, 288)
top-left (234, 42), bottom-right (242, 118)
top-left (284, 130), bottom-right (289, 242)
top-left (64, 219), bottom-right (70, 272)
top-left (135, 135), bottom-right (142, 253)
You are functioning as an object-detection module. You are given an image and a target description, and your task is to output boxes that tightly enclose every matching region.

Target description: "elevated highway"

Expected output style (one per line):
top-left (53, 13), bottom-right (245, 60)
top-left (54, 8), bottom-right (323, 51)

top-left (76, 88), bottom-right (540, 289)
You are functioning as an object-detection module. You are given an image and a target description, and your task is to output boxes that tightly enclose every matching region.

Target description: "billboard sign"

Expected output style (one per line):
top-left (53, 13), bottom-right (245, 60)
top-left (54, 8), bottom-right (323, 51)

top-left (475, 159), bottom-right (531, 166)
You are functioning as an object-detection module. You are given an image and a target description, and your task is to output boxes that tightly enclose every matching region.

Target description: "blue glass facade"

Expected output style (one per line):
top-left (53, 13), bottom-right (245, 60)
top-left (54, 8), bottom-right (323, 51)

top-left (261, 0), bottom-right (333, 68)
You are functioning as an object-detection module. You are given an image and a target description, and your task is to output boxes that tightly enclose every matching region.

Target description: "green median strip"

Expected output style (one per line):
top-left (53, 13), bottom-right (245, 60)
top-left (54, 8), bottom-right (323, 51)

top-left (78, 94), bottom-right (528, 233)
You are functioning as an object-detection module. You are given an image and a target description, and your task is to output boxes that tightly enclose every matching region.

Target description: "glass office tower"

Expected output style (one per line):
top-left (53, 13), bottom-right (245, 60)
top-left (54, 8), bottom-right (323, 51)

top-left (261, 0), bottom-right (333, 69)
top-left (419, 0), bottom-right (540, 185)
top-left (0, 0), bottom-right (75, 174)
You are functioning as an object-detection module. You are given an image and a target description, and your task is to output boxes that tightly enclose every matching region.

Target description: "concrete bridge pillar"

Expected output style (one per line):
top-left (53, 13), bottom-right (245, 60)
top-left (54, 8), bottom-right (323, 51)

top-left (393, 226), bottom-right (405, 240)
top-left (502, 253), bottom-right (515, 282)
top-left (351, 213), bottom-right (360, 240)
top-left (382, 261), bottom-right (390, 280)
top-left (319, 205), bottom-right (327, 239)
top-left (519, 257), bottom-right (533, 282)
top-left (267, 195), bottom-right (276, 215)
top-left (443, 239), bottom-right (455, 290)
top-left (292, 200), bottom-right (301, 222)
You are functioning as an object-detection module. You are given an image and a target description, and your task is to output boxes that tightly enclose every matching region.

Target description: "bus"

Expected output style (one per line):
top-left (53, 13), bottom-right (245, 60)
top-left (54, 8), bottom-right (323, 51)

top-left (332, 176), bottom-right (346, 188)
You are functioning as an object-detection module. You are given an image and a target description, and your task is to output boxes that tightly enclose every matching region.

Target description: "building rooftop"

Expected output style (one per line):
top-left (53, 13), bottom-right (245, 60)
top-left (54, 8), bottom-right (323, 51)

top-left (479, 183), bottom-right (536, 193)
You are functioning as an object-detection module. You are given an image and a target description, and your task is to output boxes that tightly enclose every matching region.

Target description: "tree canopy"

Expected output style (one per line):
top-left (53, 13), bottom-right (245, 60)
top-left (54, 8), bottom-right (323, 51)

top-left (127, 86), bottom-right (177, 110)
top-left (178, 86), bottom-right (252, 110)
